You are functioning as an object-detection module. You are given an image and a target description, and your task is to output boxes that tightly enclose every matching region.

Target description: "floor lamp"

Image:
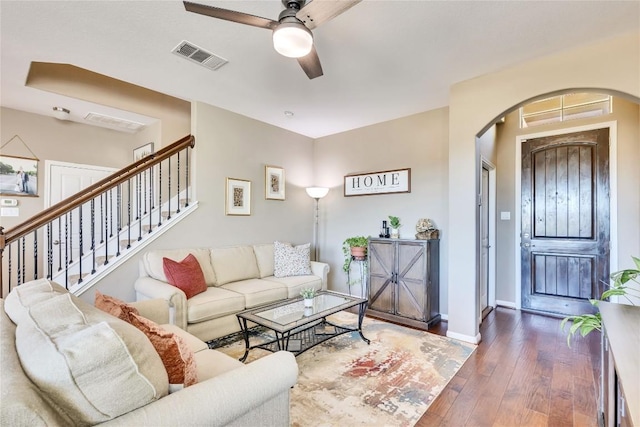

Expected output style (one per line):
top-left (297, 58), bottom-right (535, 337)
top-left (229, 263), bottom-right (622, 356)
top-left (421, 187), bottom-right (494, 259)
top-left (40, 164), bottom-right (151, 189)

top-left (305, 187), bottom-right (329, 261)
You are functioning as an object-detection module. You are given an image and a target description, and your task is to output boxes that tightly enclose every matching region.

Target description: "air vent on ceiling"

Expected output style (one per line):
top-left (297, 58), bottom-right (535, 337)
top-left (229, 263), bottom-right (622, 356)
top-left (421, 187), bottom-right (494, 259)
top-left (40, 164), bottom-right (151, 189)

top-left (84, 112), bottom-right (145, 133)
top-left (172, 41), bottom-right (228, 71)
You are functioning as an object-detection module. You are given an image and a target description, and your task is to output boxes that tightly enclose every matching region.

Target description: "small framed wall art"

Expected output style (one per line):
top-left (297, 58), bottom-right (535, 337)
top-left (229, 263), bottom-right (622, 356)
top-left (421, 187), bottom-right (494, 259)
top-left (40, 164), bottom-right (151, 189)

top-left (225, 178), bottom-right (251, 216)
top-left (133, 142), bottom-right (154, 162)
top-left (265, 165), bottom-right (285, 200)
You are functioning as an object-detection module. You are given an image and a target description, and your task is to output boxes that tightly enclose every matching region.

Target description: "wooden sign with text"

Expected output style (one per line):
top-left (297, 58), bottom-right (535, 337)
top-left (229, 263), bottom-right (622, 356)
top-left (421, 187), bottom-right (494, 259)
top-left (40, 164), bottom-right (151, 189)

top-left (344, 168), bottom-right (411, 196)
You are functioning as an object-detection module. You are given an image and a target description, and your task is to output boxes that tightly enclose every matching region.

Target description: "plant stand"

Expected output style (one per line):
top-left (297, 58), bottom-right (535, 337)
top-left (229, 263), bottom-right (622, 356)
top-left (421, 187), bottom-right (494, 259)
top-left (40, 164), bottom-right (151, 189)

top-left (347, 256), bottom-right (368, 300)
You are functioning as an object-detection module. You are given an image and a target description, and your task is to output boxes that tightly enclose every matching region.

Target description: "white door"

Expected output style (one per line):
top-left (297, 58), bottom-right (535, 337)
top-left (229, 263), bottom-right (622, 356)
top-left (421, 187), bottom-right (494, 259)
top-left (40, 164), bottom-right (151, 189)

top-left (45, 161), bottom-right (117, 276)
top-left (480, 167), bottom-right (490, 314)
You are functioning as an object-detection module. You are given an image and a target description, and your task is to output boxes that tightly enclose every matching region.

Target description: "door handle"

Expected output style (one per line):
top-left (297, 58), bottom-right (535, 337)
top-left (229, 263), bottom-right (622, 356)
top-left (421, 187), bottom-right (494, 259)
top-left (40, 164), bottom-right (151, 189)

top-left (522, 243), bottom-right (530, 248)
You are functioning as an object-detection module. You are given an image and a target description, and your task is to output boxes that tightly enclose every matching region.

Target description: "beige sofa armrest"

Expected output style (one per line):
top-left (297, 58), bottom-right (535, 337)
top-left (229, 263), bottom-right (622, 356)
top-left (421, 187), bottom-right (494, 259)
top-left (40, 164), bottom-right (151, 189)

top-left (310, 261), bottom-right (330, 291)
top-left (134, 277), bottom-right (187, 330)
top-left (103, 351), bottom-right (298, 427)
top-left (129, 298), bottom-right (170, 325)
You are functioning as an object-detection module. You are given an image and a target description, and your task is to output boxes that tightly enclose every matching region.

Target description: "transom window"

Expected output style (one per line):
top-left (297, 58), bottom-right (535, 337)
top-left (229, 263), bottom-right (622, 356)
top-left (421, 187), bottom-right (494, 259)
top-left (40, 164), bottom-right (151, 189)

top-left (520, 92), bottom-right (612, 128)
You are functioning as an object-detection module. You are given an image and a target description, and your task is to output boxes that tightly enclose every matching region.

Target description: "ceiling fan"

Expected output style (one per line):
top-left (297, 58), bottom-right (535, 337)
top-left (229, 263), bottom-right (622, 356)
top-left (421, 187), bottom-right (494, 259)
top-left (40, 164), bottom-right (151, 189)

top-left (183, 0), bottom-right (361, 79)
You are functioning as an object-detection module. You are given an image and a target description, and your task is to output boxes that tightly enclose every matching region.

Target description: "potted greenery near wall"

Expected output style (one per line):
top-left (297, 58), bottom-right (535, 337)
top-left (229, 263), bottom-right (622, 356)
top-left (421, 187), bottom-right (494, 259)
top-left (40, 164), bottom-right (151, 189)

top-left (389, 216), bottom-right (401, 238)
top-left (342, 236), bottom-right (369, 297)
top-left (561, 256), bottom-right (640, 346)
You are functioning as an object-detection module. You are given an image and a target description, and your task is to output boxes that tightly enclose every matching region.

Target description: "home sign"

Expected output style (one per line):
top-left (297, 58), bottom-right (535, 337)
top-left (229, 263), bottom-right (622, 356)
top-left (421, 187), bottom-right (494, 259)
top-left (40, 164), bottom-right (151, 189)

top-left (344, 168), bottom-right (411, 197)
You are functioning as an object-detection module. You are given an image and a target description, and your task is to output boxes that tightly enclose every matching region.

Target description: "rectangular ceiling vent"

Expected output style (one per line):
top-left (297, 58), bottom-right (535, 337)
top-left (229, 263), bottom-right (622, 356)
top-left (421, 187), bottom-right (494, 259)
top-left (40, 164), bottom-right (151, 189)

top-left (84, 112), bottom-right (145, 133)
top-left (172, 40), bottom-right (228, 71)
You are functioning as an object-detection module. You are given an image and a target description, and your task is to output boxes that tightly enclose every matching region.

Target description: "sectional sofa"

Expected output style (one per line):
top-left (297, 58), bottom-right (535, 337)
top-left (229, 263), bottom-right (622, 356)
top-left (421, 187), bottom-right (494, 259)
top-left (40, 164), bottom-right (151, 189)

top-left (134, 243), bottom-right (330, 342)
top-left (1, 278), bottom-right (298, 426)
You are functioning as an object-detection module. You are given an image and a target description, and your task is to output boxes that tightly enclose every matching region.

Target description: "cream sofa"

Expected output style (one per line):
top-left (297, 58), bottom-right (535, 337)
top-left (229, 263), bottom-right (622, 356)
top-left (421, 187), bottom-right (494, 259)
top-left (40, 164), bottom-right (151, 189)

top-left (1, 279), bottom-right (298, 427)
top-left (134, 244), bottom-right (330, 342)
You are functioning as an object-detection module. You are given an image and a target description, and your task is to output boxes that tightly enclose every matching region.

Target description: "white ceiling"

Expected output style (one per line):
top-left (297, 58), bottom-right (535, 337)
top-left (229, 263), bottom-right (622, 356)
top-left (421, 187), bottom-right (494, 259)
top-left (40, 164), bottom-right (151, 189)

top-left (1, 1), bottom-right (639, 139)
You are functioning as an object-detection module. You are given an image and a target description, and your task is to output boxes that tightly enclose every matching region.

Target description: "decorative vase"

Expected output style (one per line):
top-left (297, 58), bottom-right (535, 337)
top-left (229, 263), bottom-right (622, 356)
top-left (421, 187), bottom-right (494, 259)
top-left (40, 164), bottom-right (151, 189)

top-left (391, 228), bottom-right (399, 239)
top-left (303, 307), bottom-right (313, 317)
top-left (350, 246), bottom-right (367, 260)
top-left (304, 298), bottom-right (314, 308)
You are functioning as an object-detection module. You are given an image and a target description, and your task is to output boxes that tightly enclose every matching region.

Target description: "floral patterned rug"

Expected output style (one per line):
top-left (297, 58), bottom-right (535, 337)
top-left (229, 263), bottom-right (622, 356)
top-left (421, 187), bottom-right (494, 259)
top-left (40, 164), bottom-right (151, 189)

top-left (210, 312), bottom-right (475, 427)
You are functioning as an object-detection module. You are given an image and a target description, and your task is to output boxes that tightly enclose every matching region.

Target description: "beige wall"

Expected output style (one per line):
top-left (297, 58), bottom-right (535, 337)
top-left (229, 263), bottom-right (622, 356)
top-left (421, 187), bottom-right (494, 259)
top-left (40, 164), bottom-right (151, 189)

top-left (0, 107), bottom-right (150, 229)
top-left (448, 30), bottom-right (640, 342)
top-left (314, 108), bottom-right (450, 313)
top-left (87, 101), bottom-right (316, 301)
top-left (494, 97), bottom-right (640, 305)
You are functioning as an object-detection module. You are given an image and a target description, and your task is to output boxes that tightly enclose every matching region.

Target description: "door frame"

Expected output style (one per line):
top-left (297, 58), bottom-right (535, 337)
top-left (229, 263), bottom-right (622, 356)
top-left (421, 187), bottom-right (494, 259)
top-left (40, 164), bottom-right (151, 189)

top-left (514, 121), bottom-right (618, 309)
top-left (480, 158), bottom-right (497, 320)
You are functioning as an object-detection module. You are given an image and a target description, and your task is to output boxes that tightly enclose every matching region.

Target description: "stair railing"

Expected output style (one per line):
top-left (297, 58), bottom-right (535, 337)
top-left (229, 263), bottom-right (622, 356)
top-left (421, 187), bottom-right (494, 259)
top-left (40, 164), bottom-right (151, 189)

top-left (0, 135), bottom-right (195, 297)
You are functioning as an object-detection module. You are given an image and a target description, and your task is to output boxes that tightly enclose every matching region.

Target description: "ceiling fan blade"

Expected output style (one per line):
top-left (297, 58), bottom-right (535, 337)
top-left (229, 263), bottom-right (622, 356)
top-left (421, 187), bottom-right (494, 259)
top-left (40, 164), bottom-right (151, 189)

top-left (297, 45), bottom-right (323, 79)
top-left (297, 0), bottom-right (361, 30)
top-left (183, 1), bottom-right (277, 30)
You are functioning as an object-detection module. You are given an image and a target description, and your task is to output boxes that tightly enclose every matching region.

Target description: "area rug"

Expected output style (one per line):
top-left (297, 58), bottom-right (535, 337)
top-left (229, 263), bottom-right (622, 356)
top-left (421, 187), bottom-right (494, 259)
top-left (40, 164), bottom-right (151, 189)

top-left (210, 312), bottom-right (475, 426)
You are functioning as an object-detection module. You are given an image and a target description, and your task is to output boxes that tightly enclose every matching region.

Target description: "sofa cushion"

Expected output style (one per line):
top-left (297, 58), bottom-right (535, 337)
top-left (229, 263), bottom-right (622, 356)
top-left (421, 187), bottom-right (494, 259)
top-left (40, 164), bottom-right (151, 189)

top-left (186, 286), bottom-right (246, 324)
top-left (95, 291), bottom-right (140, 321)
top-left (143, 248), bottom-right (217, 286)
top-left (194, 349), bottom-right (244, 382)
top-left (222, 279), bottom-right (287, 308)
top-left (263, 275), bottom-right (323, 299)
top-left (210, 246), bottom-right (260, 286)
top-left (129, 313), bottom-right (198, 388)
top-left (274, 241), bottom-right (312, 278)
top-left (253, 243), bottom-right (275, 278)
top-left (4, 278), bottom-right (67, 325)
top-left (15, 293), bottom-right (168, 425)
top-left (163, 254), bottom-right (208, 299)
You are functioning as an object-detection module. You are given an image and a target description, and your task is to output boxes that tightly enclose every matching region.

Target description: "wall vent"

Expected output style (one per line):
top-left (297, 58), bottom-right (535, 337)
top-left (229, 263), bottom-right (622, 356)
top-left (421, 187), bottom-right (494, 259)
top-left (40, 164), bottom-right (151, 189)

top-left (172, 40), bottom-right (228, 71)
top-left (84, 112), bottom-right (145, 133)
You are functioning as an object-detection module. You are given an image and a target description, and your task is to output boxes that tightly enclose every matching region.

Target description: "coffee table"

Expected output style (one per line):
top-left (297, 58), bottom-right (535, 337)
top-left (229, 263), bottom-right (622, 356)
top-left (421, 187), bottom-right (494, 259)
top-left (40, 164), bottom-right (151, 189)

top-left (236, 291), bottom-right (370, 362)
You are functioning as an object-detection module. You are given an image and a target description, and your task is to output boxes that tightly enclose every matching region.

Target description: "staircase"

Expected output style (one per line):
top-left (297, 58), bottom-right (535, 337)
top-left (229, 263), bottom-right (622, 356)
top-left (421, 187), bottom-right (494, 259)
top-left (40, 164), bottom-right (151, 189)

top-left (0, 135), bottom-right (196, 297)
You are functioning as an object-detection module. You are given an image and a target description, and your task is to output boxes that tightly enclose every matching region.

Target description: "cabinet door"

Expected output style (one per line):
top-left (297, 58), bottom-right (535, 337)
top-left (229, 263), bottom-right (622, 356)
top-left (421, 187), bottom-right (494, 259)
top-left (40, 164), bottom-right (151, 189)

top-left (396, 241), bottom-right (427, 321)
top-left (368, 240), bottom-right (394, 314)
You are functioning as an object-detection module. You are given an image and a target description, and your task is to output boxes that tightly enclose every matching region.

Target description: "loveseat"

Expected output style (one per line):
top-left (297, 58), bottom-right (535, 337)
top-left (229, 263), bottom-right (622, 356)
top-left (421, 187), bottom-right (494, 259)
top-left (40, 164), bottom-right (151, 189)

top-left (1, 279), bottom-right (298, 426)
top-left (134, 243), bottom-right (330, 342)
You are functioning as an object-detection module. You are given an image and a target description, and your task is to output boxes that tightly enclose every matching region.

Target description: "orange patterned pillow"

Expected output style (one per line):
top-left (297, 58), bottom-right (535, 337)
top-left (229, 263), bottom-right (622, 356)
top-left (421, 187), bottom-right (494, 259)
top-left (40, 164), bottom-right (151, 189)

top-left (129, 313), bottom-right (198, 387)
top-left (162, 253), bottom-right (208, 299)
top-left (94, 291), bottom-right (139, 322)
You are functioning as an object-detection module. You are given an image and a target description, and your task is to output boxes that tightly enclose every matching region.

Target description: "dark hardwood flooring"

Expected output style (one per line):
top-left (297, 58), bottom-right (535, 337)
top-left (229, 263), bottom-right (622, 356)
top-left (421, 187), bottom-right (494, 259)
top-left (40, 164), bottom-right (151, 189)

top-left (416, 307), bottom-right (601, 427)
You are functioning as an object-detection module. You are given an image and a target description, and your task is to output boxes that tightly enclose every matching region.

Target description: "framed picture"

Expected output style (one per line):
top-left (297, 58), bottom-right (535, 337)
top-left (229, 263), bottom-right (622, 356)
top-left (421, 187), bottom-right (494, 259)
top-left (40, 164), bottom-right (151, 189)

top-left (0, 155), bottom-right (39, 197)
top-left (225, 178), bottom-right (251, 215)
top-left (344, 168), bottom-right (411, 197)
top-left (265, 165), bottom-right (285, 200)
top-left (133, 142), bottom-right (154, 161)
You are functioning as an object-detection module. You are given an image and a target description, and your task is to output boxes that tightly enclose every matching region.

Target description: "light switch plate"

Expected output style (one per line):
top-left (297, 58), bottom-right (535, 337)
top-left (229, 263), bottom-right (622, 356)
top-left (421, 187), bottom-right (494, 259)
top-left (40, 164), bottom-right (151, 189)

top-left (500, 211), bottom-right (511, 220)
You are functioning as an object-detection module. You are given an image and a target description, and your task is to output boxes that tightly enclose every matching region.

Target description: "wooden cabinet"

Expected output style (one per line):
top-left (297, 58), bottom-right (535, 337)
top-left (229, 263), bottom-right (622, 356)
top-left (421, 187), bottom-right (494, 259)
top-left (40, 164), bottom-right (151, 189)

top-left (367, 238), bottom-right (440, 329)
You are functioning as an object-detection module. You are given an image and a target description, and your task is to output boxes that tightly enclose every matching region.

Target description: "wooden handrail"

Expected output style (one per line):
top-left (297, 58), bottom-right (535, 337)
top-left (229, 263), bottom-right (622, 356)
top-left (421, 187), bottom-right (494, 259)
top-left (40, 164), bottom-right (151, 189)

top-left (0, 135), bottom-right (194, 249)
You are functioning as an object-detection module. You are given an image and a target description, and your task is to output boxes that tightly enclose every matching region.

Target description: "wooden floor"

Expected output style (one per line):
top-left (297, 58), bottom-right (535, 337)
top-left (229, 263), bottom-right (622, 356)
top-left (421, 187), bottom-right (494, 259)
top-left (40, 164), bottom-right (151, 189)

top-left (416, 307), bottom-right (601, 427)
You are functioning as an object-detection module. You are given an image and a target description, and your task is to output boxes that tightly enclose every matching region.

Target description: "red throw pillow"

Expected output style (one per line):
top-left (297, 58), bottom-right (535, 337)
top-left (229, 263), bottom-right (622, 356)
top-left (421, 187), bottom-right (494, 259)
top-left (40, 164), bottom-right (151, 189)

top-left (94, 291), bottom-right (139, 322)
top-left (129, 313), bottom-right (198, 387)
top-left (162, 254), bottom-right (207, 299)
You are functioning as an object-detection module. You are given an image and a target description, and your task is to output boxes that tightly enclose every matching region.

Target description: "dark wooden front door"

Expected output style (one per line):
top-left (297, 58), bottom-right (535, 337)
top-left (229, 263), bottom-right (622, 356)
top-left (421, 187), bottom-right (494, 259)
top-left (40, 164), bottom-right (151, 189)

top-left (521, 128), bottom-right (610, 316)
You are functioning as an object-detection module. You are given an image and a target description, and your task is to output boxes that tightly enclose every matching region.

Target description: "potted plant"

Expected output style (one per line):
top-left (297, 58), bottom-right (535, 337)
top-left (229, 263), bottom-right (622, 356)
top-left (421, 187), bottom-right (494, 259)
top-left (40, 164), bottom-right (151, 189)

top-left (342, 236), bottom-right (369, 273)
top-left (300, 288), bottom-right (317, 307)
top-left (388, 216), bottom-right (401, 238)
top-left (561, 256), bottom-right (639, 346)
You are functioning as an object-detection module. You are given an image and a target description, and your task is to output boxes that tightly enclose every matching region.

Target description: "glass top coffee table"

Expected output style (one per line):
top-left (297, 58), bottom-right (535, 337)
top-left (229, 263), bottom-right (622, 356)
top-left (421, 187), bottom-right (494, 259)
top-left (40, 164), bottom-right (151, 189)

top-left (236, 291), bottom-right (370, 362)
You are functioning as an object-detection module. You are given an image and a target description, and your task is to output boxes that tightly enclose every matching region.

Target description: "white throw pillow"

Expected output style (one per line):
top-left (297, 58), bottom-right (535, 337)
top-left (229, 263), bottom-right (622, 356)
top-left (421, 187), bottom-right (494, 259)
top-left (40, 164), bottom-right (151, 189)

top-left (273, 241), bottom-right (312, 278)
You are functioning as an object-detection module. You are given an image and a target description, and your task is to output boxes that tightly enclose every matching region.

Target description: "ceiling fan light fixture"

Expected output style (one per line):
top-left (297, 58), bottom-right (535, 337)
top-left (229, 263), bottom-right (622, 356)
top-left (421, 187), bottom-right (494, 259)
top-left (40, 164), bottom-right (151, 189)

top-left (272, 21), bottom-right (313, 58)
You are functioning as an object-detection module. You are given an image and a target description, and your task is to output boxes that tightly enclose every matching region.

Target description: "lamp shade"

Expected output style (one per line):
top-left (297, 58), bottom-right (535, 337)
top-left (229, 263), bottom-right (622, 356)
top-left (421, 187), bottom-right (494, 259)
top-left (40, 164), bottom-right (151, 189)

top-left (273, 22), bottom-right (313, 58)
top-left (306, 187), bottom-right (329, 199)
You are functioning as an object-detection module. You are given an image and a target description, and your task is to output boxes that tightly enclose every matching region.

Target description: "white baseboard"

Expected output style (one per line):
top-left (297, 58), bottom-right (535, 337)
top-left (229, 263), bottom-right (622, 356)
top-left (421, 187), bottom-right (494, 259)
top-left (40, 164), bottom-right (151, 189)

top-left (446, 330), bottom-right (481, 344)
top-left (495, 300), bottom-right (517, 309)
top-left (440, 313), bottom-right (448, 321)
